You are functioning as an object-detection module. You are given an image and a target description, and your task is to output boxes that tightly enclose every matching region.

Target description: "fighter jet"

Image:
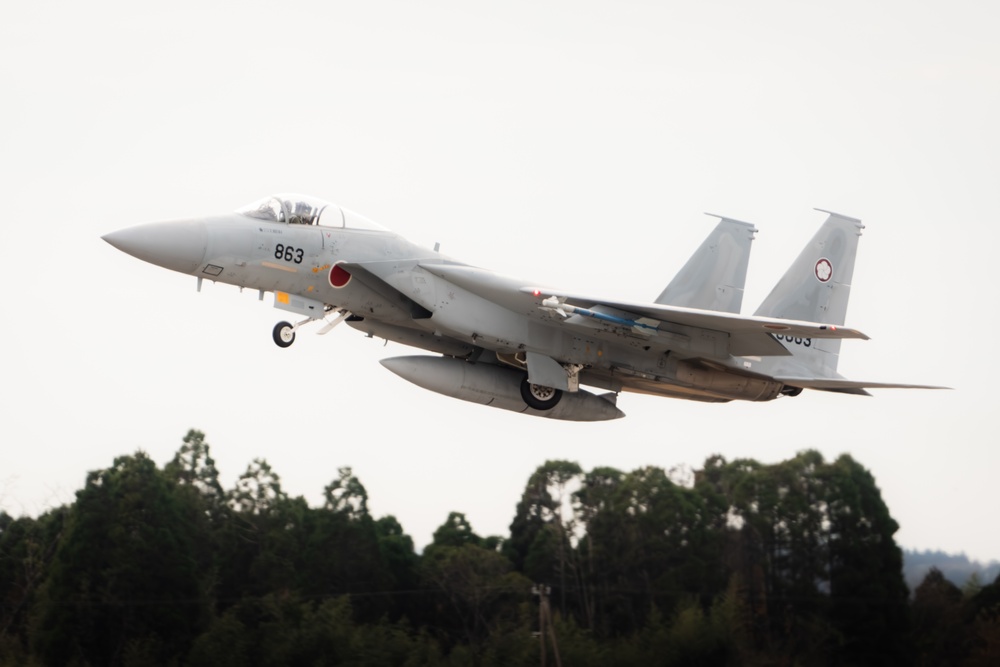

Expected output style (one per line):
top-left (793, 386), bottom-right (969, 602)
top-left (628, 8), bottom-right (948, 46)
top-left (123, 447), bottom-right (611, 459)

top-left (103, 194), bottom-right (942, 421)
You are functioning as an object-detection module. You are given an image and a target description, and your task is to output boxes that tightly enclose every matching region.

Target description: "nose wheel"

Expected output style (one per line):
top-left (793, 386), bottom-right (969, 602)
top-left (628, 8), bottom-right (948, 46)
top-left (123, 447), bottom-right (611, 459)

top-left (271, 309), bottom-right (352, 348)
top-left (273, 321), bottom-right (296, 348)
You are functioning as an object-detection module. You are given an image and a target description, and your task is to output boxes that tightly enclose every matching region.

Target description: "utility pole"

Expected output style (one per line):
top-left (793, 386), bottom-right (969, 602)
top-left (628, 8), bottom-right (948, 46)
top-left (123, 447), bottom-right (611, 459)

top-left (532, 584), bottom-right (562, 667)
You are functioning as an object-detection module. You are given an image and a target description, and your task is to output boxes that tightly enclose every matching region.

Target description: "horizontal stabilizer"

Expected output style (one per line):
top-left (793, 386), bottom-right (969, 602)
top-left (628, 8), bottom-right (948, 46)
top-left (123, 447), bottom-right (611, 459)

top-left (776, 377), bottom-right (951, 391)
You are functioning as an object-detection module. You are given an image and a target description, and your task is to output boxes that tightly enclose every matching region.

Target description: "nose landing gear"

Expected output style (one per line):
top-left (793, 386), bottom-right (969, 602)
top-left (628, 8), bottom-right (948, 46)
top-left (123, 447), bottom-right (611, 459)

top-left (273, 321), bottom-right (296, 347)
top-left (271, 309), bottom-right (351, 347)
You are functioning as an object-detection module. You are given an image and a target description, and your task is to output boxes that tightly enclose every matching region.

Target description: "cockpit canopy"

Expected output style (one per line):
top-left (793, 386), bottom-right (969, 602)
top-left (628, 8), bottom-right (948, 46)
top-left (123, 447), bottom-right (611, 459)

top-left (236, 193), bottom-right (386, 231)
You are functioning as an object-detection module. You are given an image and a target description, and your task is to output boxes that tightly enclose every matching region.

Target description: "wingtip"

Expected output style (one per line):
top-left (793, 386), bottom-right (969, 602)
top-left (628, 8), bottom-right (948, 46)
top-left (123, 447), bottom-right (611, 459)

top-left (818, 325), bottom-right (869, 340)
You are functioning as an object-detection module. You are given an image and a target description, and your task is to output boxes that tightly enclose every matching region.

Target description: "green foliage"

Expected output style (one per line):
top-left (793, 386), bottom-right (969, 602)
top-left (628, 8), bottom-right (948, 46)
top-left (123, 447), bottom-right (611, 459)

top-left (189, 594), bottom-right (444, 667)
top-left (576, 464), bottom-right (723, 637)
top-left (2, 430), bottom-right (984, 664)
top-left (693, 450), bottom-right (912, 663)
top-left (505, 461), bottom-right (582, 572)
top-left (32, 451), bottom-right (210, 666)
top-left (227, 457), bottom-right (287, 515)
top-left (300, 500), bottom-right (392, 622)
top-left (912, 567), bottom-right (967, 665)
top-left (324, 466), bottom-right (370, 518)
top-left (422, 514), bottom-right (532, 651)
top-left (824, 453), bottom-right (911, 664)
top-left (432, 511), bottom-right (482, 549)
top-left (910, 570), bottom-right (1000, 666)
top-left (966, 607), bottom-right (1000, 667)
top-left (165, 429), bottom-right (224, 503)
top-left (0, 509), bottom-right (64, 661)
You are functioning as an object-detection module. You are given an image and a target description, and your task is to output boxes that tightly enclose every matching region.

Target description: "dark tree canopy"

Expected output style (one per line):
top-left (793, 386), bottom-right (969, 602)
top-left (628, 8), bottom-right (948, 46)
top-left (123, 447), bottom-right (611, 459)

top-left (1, 432), bottom-right (988, 666)
top-left (32, 452), bottom-right (210, 666)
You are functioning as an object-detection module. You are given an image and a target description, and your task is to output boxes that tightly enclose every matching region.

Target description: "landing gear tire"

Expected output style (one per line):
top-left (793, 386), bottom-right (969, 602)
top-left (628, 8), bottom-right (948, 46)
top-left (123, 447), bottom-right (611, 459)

top-left (520, 377), bottom-right (562, 411)
top-left (273, 321), bottom-right (296, 348)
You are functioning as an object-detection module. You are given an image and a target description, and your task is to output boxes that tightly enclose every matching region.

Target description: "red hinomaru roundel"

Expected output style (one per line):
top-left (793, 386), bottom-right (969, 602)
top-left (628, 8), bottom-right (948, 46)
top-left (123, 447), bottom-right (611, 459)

top-left (329, 263), bottom-right (352, 288)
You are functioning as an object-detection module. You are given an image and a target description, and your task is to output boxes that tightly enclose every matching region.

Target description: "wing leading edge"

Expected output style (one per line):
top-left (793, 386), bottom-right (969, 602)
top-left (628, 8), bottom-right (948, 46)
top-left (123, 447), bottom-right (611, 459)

top-left (516, 286), bottom-right (868, 356)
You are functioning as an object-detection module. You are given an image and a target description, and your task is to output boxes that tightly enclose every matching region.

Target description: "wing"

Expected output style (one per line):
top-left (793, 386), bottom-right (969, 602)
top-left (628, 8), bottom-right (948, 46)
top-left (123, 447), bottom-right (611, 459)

top-left (412, 262), bottom-right (867, 359)
top-left (338, 261), bottom-right (434, 320)
top-left (522, 287), bottom-right (867, 358)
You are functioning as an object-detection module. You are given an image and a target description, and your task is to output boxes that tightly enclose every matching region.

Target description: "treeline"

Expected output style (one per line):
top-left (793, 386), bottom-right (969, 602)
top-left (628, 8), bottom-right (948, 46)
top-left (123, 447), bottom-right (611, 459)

top-left (1, 430), bottom-right (998, 666)
top-left (903, 549), bottom-right (1000, 593)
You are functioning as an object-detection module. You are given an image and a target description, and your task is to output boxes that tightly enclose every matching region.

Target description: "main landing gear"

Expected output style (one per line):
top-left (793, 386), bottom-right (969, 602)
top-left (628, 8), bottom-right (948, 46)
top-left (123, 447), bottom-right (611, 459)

top-left (271, 309), bottom-right (351, 348)
top-left (520, 377), bottom-right (563, 411)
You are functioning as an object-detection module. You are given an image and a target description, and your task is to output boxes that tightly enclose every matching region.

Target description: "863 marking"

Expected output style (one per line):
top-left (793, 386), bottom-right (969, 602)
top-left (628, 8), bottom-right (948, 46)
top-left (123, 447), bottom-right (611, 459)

top-left (274, 244), bottom-right (304, 264)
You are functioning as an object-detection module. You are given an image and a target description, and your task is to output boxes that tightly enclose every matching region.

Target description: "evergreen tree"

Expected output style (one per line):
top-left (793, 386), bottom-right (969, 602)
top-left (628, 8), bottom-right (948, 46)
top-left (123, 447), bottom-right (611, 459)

top-left (374, 515), bottom-right (420, 620)
top-left (956, 572), bottom-right (1000, 666)
top-left (323, 466), bottom-right (369, 518)
top-left (911, 567), bottom-right (968, 666)
top-left (164, 429), bottom-right (224, 504)
top-left (0, 430), bottom-right (957, 664)
top-left (422, 513), bottom-right (531, 652)
top-left (578, 465), bottom-right (721, 637)
top-left (32, 452), bottom-right (211, 666)
top-left (823, 454), bottom-right (912, 664)
top-left (0, 509), bottom-right (64, 662)
top-left (504, 461), bottom-right (583, 619)
top-left (216, 458), bottom-right (302, 602)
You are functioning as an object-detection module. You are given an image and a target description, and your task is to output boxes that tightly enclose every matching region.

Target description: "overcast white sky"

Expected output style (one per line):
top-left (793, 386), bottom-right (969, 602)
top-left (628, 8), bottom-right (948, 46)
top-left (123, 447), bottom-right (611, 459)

top-left (2, 1), bottom-right (997, 562)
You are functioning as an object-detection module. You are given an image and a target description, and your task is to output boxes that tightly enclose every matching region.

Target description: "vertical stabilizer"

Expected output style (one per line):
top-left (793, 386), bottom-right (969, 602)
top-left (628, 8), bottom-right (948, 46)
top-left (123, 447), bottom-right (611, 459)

top-left (656, 215), bottom-right (757, 313)
top-left (754, 210), bottom-right (864, 373)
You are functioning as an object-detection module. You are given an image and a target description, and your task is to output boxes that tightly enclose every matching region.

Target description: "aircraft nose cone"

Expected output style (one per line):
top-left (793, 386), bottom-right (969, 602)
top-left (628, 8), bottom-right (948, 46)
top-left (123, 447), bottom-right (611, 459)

top-left (103, 220), bottom-right (208, 275)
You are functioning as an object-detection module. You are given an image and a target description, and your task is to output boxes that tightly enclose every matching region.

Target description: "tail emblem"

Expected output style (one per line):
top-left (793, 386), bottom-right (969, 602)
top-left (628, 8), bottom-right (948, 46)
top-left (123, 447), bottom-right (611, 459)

top-left (814, 258), bottom-right (833, 283)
